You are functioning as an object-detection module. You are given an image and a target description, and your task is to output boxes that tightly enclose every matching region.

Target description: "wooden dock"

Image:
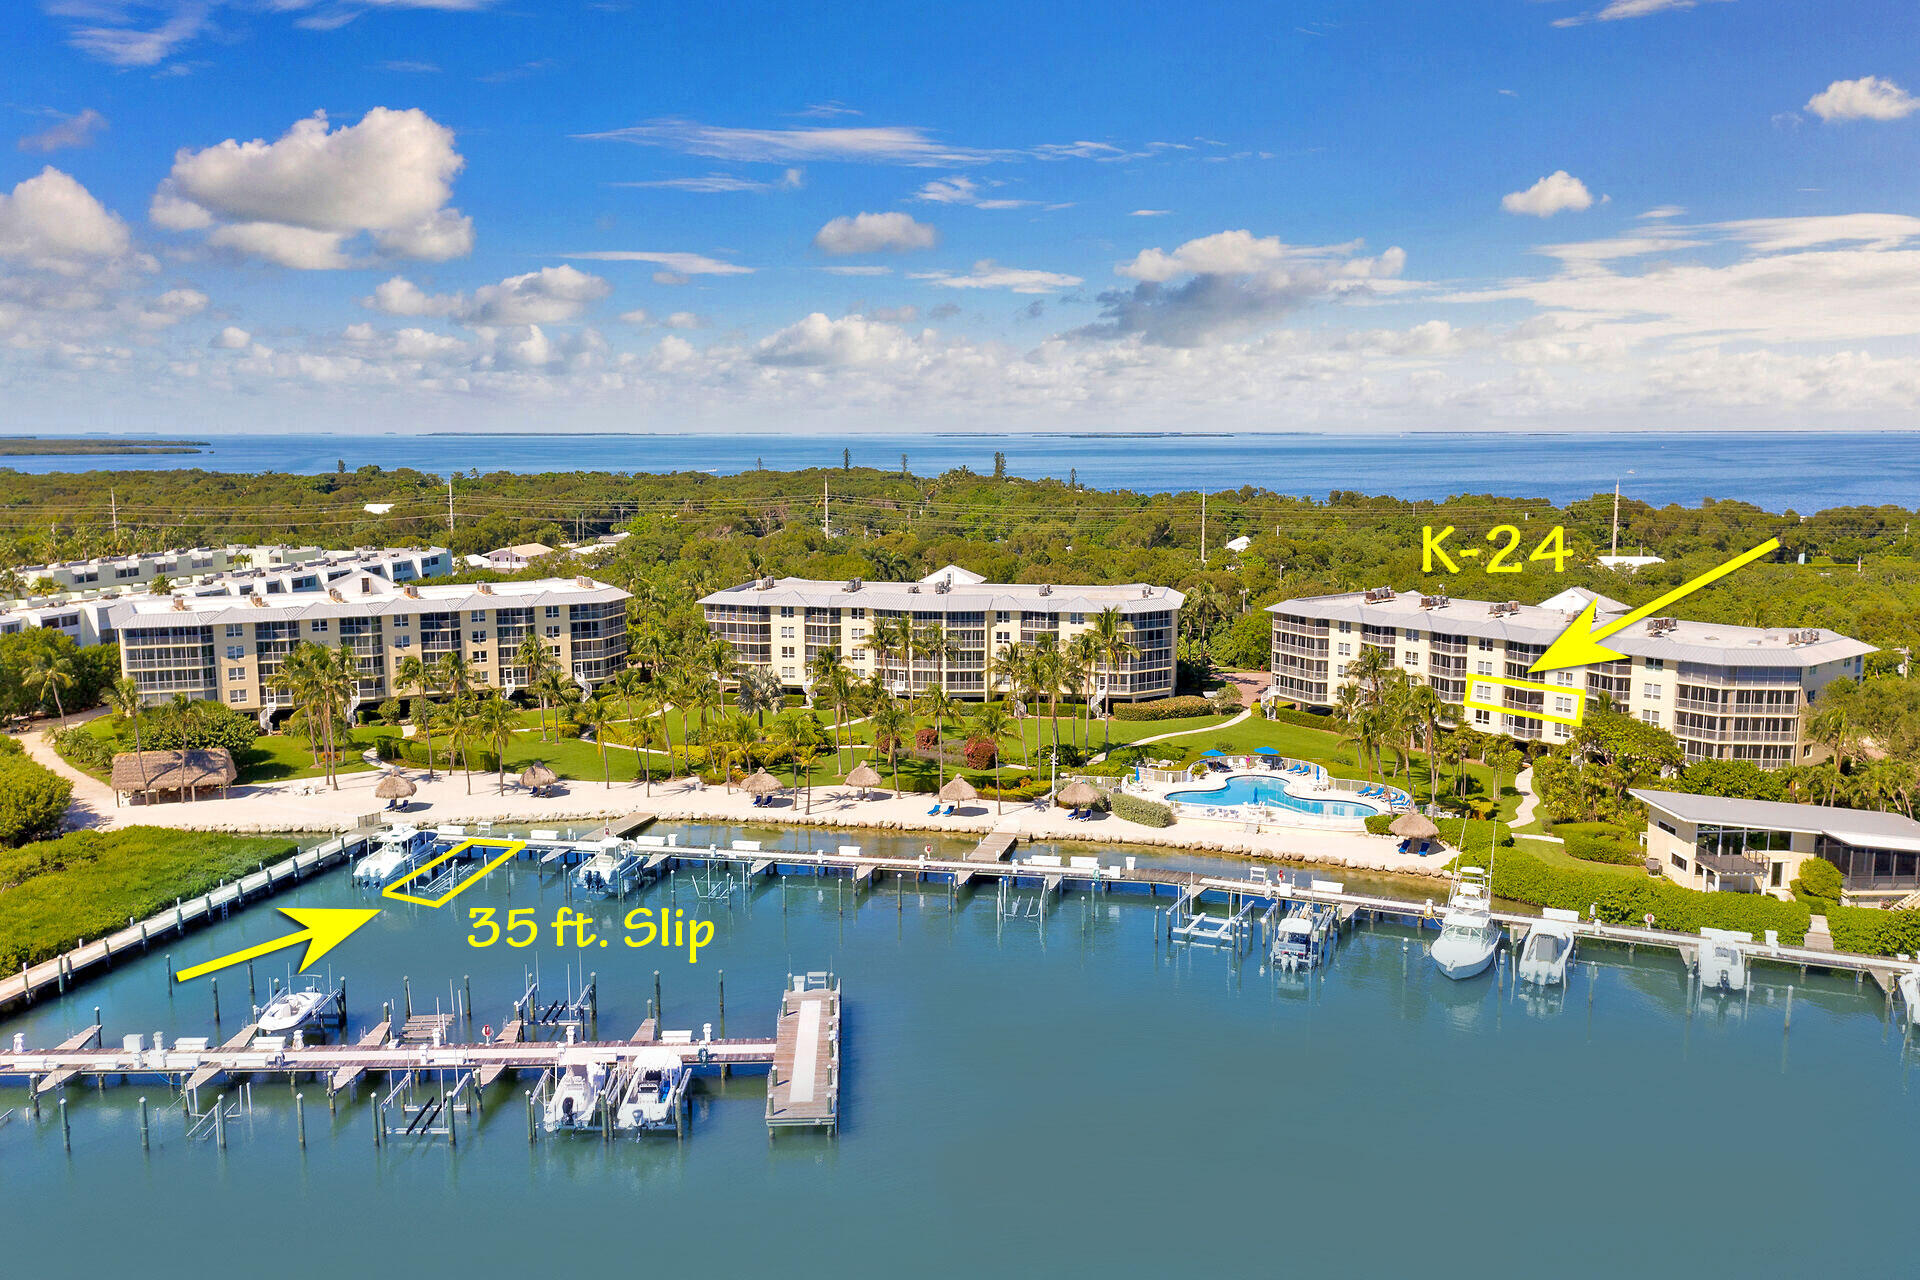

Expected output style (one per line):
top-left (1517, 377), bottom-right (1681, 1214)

top-left (329, 1020), bottom-right (393, 1094)
top-left (766, 975), bottom-right (841, 1135)
top-left (967, 830), bottom-right (1018, 863)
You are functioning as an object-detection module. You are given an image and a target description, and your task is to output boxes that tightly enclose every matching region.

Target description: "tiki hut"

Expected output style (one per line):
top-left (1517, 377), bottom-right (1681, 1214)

top-left (845, 762), bottom-right (882, 798)
top-left (111, 748), bottom-right (237, 806)
top-left (374, 771), bottom-right (418, 810)
top-left (938, 776), bottom-right (979, 805)
top-left (743, 769), bottom-right (784, 804)
top-left (1055, 779), bottom-right (1102, 809)
top-left (1388, 812), bottom-right (1440, 840)
top-left (520, 763), bottom-right (560, 795)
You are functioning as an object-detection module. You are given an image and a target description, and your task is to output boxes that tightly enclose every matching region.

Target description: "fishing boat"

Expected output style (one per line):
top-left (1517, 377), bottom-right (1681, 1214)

top-left (352, 824), bottom-right (437, 885)
top-left (1696, 928), bottom-right (1750, 993)
top-left (571, 841), bottom-right (644, 898)
top-left (1430, 866), bottom-right (1501, 980)
top-left (543, 1050), bottom-right (614, 1132)
top-left (1271, 901), bottom-right (1339, 972)
top-left (614, 1049), bottom-right (691, 1132)
top-left (254, 981), bottom-right (339, 1035)
top-left (1516, 908), bottom-right (1579, 987)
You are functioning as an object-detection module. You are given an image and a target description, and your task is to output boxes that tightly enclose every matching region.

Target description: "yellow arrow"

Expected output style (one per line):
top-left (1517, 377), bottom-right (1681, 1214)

top-left (173, 907), bottom-right (380, 984)
top-left (1528, 537), bottom-right (1782, 675)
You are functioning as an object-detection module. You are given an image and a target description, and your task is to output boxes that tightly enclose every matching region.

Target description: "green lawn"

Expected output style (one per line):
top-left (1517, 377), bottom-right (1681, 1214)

top-left (1508, 833), bottom-right (1645, 879)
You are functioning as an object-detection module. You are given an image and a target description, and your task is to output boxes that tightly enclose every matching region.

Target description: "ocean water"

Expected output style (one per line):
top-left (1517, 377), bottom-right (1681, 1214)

top-left (7, 431), bottom-right (1920, 510)
top-left (2, 821), bottom-right (1914, 1278)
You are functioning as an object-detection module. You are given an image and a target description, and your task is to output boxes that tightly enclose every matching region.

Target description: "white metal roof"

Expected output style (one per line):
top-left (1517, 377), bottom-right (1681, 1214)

top-left (107, 571), bottom-right (627, 629)
top-left (1632, 788), bottom-right (1920, 853)
top-left (701, 569), bottom-right (1182, 615)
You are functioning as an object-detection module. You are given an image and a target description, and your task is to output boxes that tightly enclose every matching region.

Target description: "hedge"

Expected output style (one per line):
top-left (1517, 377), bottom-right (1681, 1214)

top-left (1364, 813), bottom-right (1395, 836)
top-left (1262, 703), bottom-right (1336, 731)
top-left (0, 738), bottom-right (73, 848)
top-left (374, 736), bottom-right (501, 775)
top-left (1112, 695), bottom-right (1219, 722)
top-left (1826, 906), bottom-right (1920, 957)
top-left (1105, 791), bottom-right (1175, 827)
top-left (0, 828), bottom-right (296, 969)
top-left (1553, 821), bottom-right (1644, 866)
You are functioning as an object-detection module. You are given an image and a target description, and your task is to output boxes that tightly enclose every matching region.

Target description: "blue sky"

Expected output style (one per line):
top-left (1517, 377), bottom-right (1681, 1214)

top-left (5, 0), bottom-right (1920, 434)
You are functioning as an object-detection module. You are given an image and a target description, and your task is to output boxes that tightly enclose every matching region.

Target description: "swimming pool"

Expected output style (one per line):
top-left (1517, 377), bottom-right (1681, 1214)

top-left (1164, 773), bottom-right (1383, 819)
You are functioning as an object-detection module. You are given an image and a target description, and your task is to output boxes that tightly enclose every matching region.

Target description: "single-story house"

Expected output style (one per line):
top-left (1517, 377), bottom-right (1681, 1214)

top-left (1632, 787), bottom-right (1920, 900)
top-left (483, 542), bottom-right (555, 570)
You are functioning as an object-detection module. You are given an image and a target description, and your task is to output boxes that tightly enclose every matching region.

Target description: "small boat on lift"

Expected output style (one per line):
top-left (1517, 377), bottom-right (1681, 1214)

top-left (352, 824), bottom-right (437, 885)
top-left (544, 1050), bottom-right (614, 1132)
top-left (571, 840), bottom-right (644, 898)
top-left (1517, 908), bottom-right (1579, 987)
top-left (1430, 866), bottom-right (1501, 980)
top-left (1696, 928), bottom-right (1750, 993)
top-left (254, 980), bottom-right (339, 1036)
top-left (1271, 901), bottom-right (1339, 972)
top-left (615, 1049), bottom-right (691, 1132)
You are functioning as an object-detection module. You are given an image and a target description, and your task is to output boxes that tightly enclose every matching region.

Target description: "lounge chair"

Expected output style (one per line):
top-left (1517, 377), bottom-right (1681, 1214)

top-left (1415, 840), bottom-right (1433, 856)
top-left (1397, 838), bottom-right (1412, 855)
top-left (927, 802), bottom-right (943, 816)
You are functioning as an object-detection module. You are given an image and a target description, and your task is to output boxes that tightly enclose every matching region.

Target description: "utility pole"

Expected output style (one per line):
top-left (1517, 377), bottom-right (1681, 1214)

top-left (1200, 492), bottom-right (1208, 565)
top-left (1610, 480), bottom-right (1620, 559)
top-left (822, 478), bottom-right (830, 537)
top-left (110, 489), bottom-right (118, 538)
top-left (446, 478), bottom-right (455, 535)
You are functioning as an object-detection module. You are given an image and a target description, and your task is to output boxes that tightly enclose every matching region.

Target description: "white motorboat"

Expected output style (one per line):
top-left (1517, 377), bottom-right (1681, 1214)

top-left (254, 982), bottom-right (337, 1035)
top-left (352, 824), bottom-right (437, 885)
top-left (1696, 928), bottom-right (1750, 993)
top-left (1430, 866), bottom-right (1501, 980)
top-left (1896, 971), bottom-right (1920, 1027)
top-left (1271, 901), bottom-right (1339, 972)
top-left (571, 841), bottom-right (643, 898)
top-left (614, 1049), bottom-right (691, 1132)
top-left (543, 1050), bottom-right (614, 1132)
top-left (1516, 907), bottom-right (1579, 987)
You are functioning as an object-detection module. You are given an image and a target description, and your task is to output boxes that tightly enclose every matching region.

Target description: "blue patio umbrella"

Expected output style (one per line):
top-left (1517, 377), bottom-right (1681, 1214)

top-left (1199, 749), bottom-right (1226, 758)
top-left (1253, 746), bottom-right (1281, 755)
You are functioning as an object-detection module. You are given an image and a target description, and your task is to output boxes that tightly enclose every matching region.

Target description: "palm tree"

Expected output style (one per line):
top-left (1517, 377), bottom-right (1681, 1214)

top-left (630, 713), bottom-right (657, 794)
top-left (22, 648), bottom-right (75, 722)
top-left (1806, 679), bottom-right (1863, 774)
top-left (972, 703), bottom-right (1015, 814)
top-left (1030, 635), bottom-right (1066, 763)
top-left (394, 653), bottom-right (440, 779)
top-left (870, 698), bottom-right (911, 797)
top-left (862, 615), bottom-right (907, 693)
top-left (532, 669), bottom-right (579, 739)
top-left (912, 620), bottom-right (955, 699)
top-left (443, 695), bottom-right (483, 794)
top-left (1065, 632), bottom-right (1099, 752)
top-left (771, 712), bottom-right (826, 813)
top-left (737, 665), bottom-right (784, 726)
top-left (914, 683), bottom-right (962, 787)
top-left (516, 632), bottom-right (560, 740)
top-left (1346, 644), bottom-right (1393, 704)
top-left (269, 642), bottom-right (356, 789)
top-left (574, 696), bottom-right (617, 788)
top-left (1085, 608), bottom-right (1137, 749)
top-left (475, 694), bottom-right (520, 794)
top-left (1405, 680), bottom-right (1447, 806)
top-left (1180, 579), bottom-right (1228, 664)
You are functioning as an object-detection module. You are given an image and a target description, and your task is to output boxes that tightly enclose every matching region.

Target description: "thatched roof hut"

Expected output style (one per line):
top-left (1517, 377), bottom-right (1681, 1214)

top-left (1056, 779), bottom-right (1102, 808)
top-left (846, 762), bottom-right (882, 791)
top-left (1388, 812), bottom-right (1439, 839)
top-left (374, 772), bottom-right (418, 800)
top-left (520, 763), bottom-right (559, 791)
top-left (938, 776), bottom-right (979, 804)
top-left (743, 769), bottom-right (784, 796)
top-left (111, 748), bottom-right (237, 805)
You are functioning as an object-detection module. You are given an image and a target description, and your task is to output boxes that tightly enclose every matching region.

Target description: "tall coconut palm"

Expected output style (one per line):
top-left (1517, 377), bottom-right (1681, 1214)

top-left (870, 698), bottom-right (911, 797)
top-left (531, 668), bottom-right (579, 740)
top-left (1405, 680), bottom-right (1447, 805)
top-left (394, 653), bottom-right (440, 779)
top-left (516, 632), bottom-right (561, 740)
top-left (436, 651), bottom-right (476, 701)
top-left (1085, 608), bottom-right (1137, 749)
top-left (972, 703), bottom-right (1015, 814)
top-left (574, 696), bottom-right (617, 788)
top-left (1806, 678), bottom-right (1863, 775)
top-left (1029, 635), bottom-right (1066, 762)
top-left (443, 695), bottom-right (483, 794)
top-left (1180, 579), bottom-right (1229, 664)
top-left (22, 648), bottom-right (75, 722)
top-left (912, 620), bottom-right (955, 700)
top-left (475, 694), bottom-right (521, 794)
top-left (771, 712), bottom-right (826, 813)
top-left (1065, 632), bottom-right (1099, 752)
top-left (914, 684), bottom-right (962, 787)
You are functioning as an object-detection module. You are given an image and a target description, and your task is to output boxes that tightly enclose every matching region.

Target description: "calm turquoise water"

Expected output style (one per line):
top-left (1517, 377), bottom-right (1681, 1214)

top-left (8, 430), bottom-right (1920, 509)
top-left (3, 820), bottom-right (1916, 1278)
top-left (1165, 773), bottom-right (1381, 818)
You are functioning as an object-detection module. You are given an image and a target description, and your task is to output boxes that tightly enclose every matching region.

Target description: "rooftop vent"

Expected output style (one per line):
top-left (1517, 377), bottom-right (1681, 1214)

top-left (1788, 628), bottom-right (1822, 646)
top-left (170, 595), bottom-right (187, 611)
top-left (907, 583), bottom-right (922, 594)
top-left (403, 584), bottom-right (421, 599)
top-left (933, 577), bottom-right (951, 594)
top-left (1363, 586), bottom-right (1396, 604)
top-left (327, 588), bottom-right (345, 603)
top-left (1039, 584), bottom-right (1053, 597)
top-left (1488, 600), bottom-right (1521, 617)
top-left (248, 593), bottom-right (266, 607)
top-left (843, 577), bottom-right (863, 593)
top-left (575, 575), bottom-right (594, 588)
top-left (752, 576), bottom-right (776, 591)
top-left (1141, 586), bottom-right (1154, 598)
top-left (1645, 617), bottom-right (1679, 636)
top-left (1419, 593), bottom-right (1449, 610)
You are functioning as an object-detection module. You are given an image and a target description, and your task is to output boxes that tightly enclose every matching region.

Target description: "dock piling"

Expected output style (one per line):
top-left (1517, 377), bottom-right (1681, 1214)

top-left (526, 1089), bottom-right (536, 1144)
top-left (654, 970), bottom-right (662, 1024)
top-left (210, 976), bottom-right (220, 1024)
top-left (139, 1096), bottom-right (149, 1150)
top-left (213, 1093), bottom-right (227, 1149)
top-left (59, 1098), bottom-right (70, 1153)
top-left (404, 976), bottom-right (412, 1019)
top-left (295, 1093), bottom-right (306, 1148)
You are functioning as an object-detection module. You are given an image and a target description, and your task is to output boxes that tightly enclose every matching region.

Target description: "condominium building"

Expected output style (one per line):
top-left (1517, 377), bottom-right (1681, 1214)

top-left (699, 564), bottom-right (1182, 702)
top-left (8, 543), bottom-right (451, 601)
top-left (2, 546), bottom-right (452, 647)
top-left (106, 572), bottom-right (628, 713)
top-left (1267, 586), bottom-right (1872, 766)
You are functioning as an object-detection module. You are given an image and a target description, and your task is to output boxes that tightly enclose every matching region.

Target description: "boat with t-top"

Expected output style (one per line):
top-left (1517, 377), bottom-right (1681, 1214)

top-left (1430, 866), bottom-right (1501, 980)
top-left (352, 824), bottom-right (438, 886)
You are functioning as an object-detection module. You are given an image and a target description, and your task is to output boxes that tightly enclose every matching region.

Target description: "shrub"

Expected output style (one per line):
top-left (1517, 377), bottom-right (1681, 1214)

top-left (1364, 814), bottom-right (1396, 836)
top-left (1112, 695), bottom-right (1220, 722)
top-left (962, 737), bottom-right (997, 770)
top-left (914, 727), bottom-right (940, 751)
top-left (1106, 791), bottom-right (1175, 827)
top-left (377, 697), bottom-right (405, 726)
top-left (1209, 684), bottom-right (1243, 711)
top-left (1263, 703), bottom-right (1334, 731)
top-left (54, 725), bottom-right (113, 773)
top-left (142, 701), bottom-right (261, 754)
top-left (1826, 905), bottom-right (1920, 957)
top-left (1794, 855), bottom-right (1843, 903)
top-left (1553, 821), bottom-right (1643, 866)
top-left (0, 749), bottom-right (72, 847)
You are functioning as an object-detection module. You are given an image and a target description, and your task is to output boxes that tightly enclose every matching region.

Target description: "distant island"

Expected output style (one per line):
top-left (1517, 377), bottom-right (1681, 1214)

top-left (0, 437), bottom-right (207, 456)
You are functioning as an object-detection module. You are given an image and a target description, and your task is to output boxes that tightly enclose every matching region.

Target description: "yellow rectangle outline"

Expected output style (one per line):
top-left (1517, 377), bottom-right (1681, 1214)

top-left (381, 838), bottom-right (525, 908)
top-left (1463, 675), bottom-right (1587, 728)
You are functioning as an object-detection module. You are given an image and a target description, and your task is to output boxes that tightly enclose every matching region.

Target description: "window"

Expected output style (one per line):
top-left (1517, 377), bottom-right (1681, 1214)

top-left (780, 606), bottom-right (795, 618)
top-left (310, 620), bottom-right (329, 634)
top-left (229, 689), bottom-right (246, 704)
top-left (545, 626), bottom-right (560, 638)
top-left (471, 610), bottom-right (486, 621)
top-left (470, 630), bottom-right (487, 643)
top-left (544, 606), bottom-right (560, 618)
top-left (1670, 852), bottom-right (1688, 871)
top-left (1477, 637), bottom-right (1493, 650)
top-left (1334, 663), bottom-right (1347, 678)
top-left (780, 626), bottom-right (795, 639)
top-left (1337, 642), bottom-right (1352, 657)
top-left (1553, 670), bottom-right (1576, 686)
top-left (227, 666), bottom-right (245, 680)
top-left (395, 635), bottom-right (413, 649)
top-left (1641, 709), bottom-right (1660, 725)
top-left (1404, 653), bottom-right (1420, 667)
top-left (1555, 697), bottom-right (1574, 714)
top-left (471, 652), bottom-right (488, 664)
top-left (393, 615), bottom-right (409, 626)
top-left (1476, 660), bottom-right (1494, 676)
top-left (225, 624), bottom-right (244, 637)
top-left (227, 645), bottom-right (244, 660)
top-left (781, 646), bottom-right (795, 658)
top-left (1644, 658), bottom-right (1664, 671)
top-left (1069, 612), bottom-right (1086, 625)
top-left (1474, 708), bottom-right (1492, 725)
top-left (1338, 621), bottom-right (1351, 633)
top-left (1403, 629), bottom-right (1421, 641)
top-left (1644, 683), bottom-right (1662, 699)
top-left (1658, 820), bottom-right (1676, 835)
top-left (995, 631), bottom-right (1011, 643)
top-left (995, 611), bottom-right (1010, 623)
top-left (781, 666), bottom-right (795, 679)
top-left (850, 608), bottom-right (865, 619)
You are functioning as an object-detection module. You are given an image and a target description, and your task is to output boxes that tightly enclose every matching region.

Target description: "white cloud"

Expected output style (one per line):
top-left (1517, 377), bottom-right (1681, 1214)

top-left (821, 265), bottom-right (892, 276)
top-left (1129, 209), bottom-right (1171, 217)
top-left (212, 325), bottom-right (251, 349)
top-left (363, 265), bottom-right (610, 325)
top-left (911, 260), bottom-right (1082, 293)
top-left (1553, 0), bottom-right (1728, 27)
top-left (911, 176), bottom-right (1031, 209)
top-left (664, 311), bottom-right (703, 329)
top-left (1638, 205), bottom-right (1686, 220)
top-left (1501, 171), bottom-right (1597, 217)
top-left (576, 118), bottom-right (999, 166)
top-left (560, 250), bottom-right (752, 275)
top-left (753, 312), bottom-right (915, 366)
top-left (813, 212), bottom-right (938, 255)
top-left (1806, 76), bottom-right (1918, 122)
top-left (612, 169), bottom-right (803, 192)
top-left (616, 308), bottom-right (651, 325)
top-left (153, 107), bottom-right (473, 268)
top-left (0, 167), bottom-right (132, 271)
top-left (18, 108), bottom-right (109, 154)
top-left (58, 3), bottom-right (208, 67)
